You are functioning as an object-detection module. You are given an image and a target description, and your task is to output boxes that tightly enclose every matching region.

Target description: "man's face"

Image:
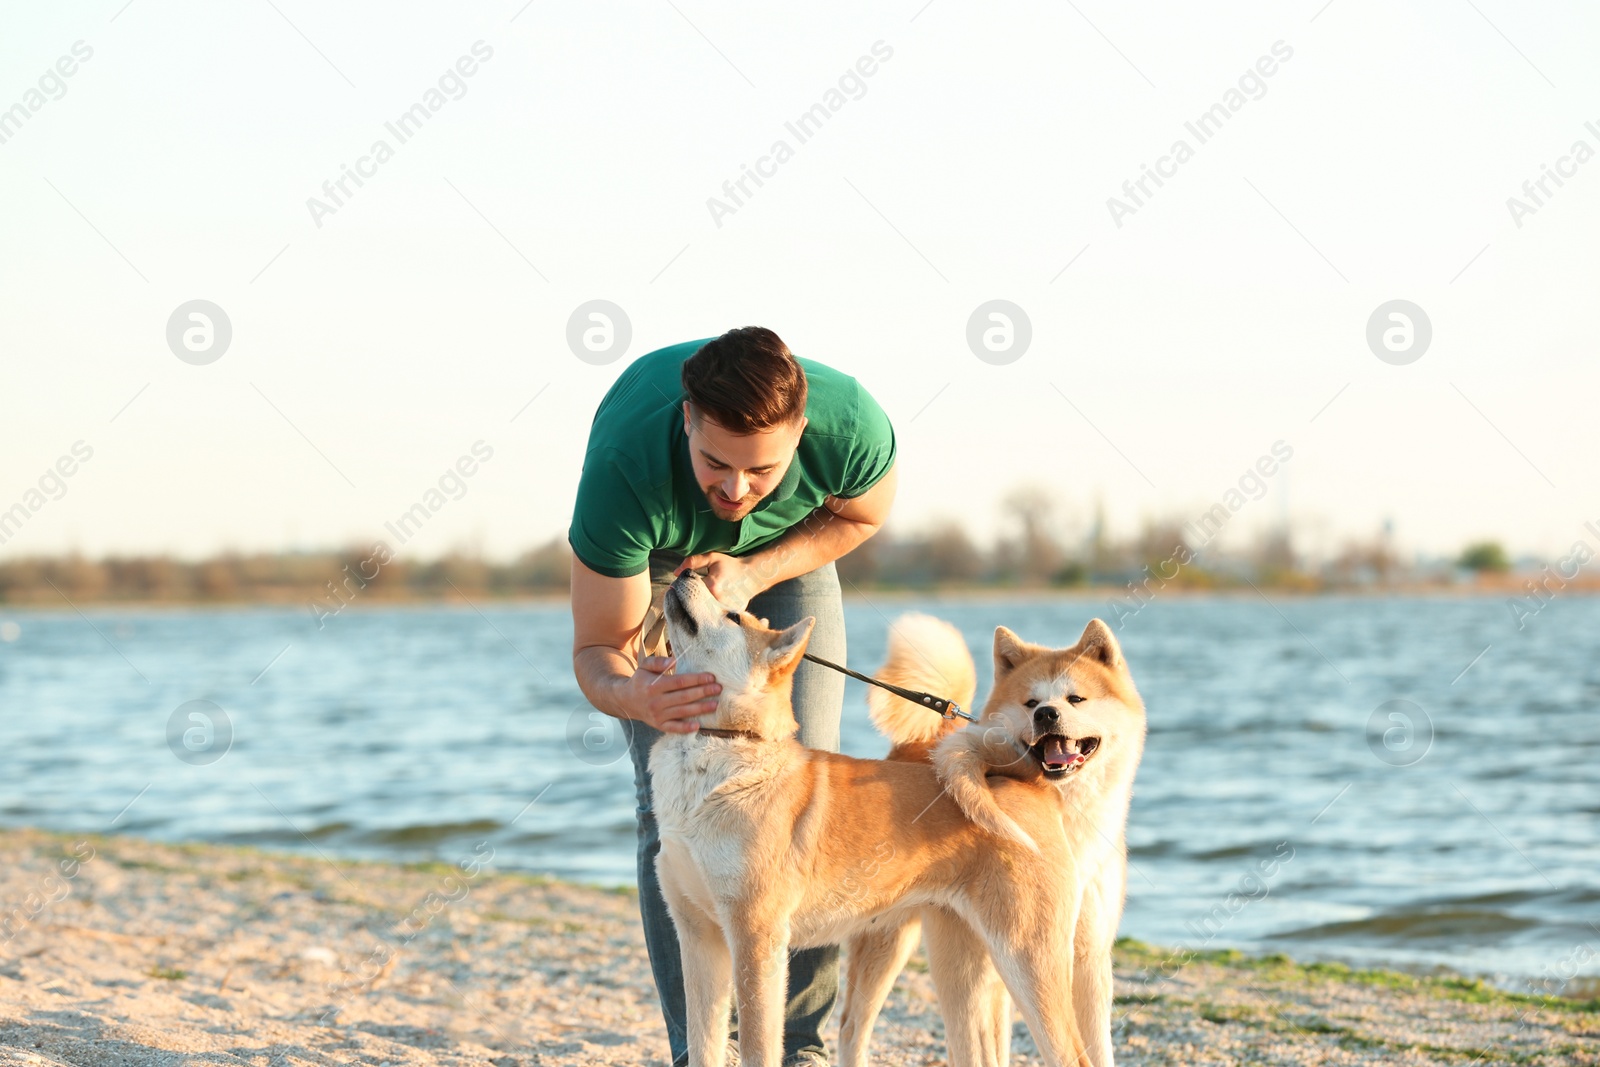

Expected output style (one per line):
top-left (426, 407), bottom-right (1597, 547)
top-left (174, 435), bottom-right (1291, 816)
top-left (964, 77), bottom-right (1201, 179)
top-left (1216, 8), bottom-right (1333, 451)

top-left (682, 403), bottom-right (806, 521)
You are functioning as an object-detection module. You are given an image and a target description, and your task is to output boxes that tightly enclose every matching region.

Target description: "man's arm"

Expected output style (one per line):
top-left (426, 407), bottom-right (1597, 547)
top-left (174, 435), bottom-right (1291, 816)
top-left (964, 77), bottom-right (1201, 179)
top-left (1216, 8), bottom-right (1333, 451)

top-left (677, 461), bottom-right (897, 608)
top-left (570, 557), bottom-right (721, 733)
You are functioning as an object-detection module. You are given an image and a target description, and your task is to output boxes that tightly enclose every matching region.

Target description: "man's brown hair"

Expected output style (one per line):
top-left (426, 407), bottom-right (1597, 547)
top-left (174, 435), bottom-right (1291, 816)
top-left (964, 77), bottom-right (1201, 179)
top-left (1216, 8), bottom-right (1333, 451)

top-left (681, 327), bottom-right (808, 434)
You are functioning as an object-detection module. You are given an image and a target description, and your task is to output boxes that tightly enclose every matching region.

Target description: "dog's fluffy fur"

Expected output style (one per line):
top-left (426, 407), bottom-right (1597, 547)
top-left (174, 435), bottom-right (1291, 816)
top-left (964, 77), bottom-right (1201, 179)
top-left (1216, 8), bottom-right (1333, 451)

top-left (651, 575), bottom-right (1095, 1067)
top-left (840, 614), bottom-right (1147, 1067)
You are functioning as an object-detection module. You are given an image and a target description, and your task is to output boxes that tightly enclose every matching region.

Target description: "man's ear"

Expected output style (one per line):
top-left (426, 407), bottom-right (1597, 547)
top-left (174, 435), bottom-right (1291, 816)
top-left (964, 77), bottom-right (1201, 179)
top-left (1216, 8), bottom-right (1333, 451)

top-left (765, 617), bottom-right (815, 676)
top-left (994, 626), bottom-right (1040, 677)
top-left (1076, 618), bottom-right (1124, 669)
top-left (682, 402), bottom-right (693, 436)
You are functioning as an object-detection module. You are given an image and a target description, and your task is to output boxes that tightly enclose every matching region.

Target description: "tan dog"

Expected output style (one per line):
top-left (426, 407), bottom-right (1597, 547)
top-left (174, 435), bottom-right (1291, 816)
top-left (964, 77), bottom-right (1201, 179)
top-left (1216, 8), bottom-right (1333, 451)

top-left (651, 572), bottom-right (1093, 1067)
top-left (840, 614), bottom-right (1146, 1067)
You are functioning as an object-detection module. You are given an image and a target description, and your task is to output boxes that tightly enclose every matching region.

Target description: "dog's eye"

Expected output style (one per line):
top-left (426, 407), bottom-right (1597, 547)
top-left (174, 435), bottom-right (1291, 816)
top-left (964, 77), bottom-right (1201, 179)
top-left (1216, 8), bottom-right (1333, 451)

top-left (725, 611), bottom-right (742, 625)
top-left (1023, 699), bottom-right (1039, 709)
top-left (1067, 694), bottom-right (1086, 705)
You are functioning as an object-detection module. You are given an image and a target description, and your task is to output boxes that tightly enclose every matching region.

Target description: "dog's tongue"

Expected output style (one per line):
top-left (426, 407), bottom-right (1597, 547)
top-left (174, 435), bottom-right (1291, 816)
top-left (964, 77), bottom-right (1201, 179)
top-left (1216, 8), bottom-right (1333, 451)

top-left (1042, 736), bottom-right (1073, 769)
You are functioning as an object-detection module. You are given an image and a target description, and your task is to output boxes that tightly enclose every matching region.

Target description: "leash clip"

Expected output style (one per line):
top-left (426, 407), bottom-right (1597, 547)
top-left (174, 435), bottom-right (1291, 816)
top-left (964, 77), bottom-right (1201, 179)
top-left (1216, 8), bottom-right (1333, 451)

top-left (935, 699), bottom-right (979, 724)
top-left (911, 689), bottom-right (978, 724)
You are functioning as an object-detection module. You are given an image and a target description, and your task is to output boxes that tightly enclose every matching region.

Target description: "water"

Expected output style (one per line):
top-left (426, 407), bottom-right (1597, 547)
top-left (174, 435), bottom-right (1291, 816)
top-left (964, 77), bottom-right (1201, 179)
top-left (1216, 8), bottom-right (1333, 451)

top-left (1, 594), bottom-right (1596, 992)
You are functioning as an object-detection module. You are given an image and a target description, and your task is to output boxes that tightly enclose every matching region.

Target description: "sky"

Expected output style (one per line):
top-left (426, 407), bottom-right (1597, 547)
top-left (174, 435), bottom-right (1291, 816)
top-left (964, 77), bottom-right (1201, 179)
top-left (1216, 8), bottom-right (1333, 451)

top-left (2, 0), bottom-right (1597, 564)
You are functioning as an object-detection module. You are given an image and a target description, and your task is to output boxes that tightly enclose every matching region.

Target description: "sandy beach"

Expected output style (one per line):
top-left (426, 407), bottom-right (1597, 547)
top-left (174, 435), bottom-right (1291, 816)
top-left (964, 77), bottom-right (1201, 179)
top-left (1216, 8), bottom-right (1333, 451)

top-left (0, 828), bottom-right (1594, 1067)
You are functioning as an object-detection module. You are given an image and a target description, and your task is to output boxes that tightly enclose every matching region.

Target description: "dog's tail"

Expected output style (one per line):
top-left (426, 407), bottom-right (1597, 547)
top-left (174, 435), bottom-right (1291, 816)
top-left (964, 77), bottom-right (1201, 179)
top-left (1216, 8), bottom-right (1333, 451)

top-left (933, 729), bottom-right (1039, 852)
top-left (868, 614), bottom-right (978, 747)
top-left (870, 615), bottom-right (1036, 851)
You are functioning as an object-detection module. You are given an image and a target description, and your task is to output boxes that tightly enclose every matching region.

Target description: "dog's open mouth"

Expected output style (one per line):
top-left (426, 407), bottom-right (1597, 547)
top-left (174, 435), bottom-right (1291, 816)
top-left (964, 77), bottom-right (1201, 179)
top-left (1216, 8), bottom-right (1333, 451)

top-left (1030, 733), bottom-right (1100, 779)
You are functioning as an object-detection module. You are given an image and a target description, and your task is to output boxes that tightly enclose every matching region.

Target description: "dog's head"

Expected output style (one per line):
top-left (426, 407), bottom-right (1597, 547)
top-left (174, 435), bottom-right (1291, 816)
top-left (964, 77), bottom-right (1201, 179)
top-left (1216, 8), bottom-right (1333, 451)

top-left (975, 619), bottom-right (1145, 785)
top-left (661, 570), bottom-right (815, 738)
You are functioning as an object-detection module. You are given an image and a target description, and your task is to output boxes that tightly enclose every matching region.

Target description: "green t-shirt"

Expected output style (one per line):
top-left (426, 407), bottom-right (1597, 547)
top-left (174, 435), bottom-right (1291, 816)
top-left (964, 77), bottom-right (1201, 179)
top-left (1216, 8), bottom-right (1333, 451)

top-left (568, 338), bottom-right (897, 579)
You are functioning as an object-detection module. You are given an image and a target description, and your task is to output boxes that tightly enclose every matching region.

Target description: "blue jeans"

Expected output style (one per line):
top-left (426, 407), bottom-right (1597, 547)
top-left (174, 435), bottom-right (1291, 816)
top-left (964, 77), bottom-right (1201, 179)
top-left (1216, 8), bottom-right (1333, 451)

top-left (627, 553), bottom-right (846, 1067)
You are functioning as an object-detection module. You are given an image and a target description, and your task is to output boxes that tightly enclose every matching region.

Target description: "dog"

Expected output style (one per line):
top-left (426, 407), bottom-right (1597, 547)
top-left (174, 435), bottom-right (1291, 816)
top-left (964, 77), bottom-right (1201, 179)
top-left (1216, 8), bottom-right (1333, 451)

top-left (839, 613), bottom-right (1146, 1067)
top-left (650, 572), bottom-right (1094, 1067)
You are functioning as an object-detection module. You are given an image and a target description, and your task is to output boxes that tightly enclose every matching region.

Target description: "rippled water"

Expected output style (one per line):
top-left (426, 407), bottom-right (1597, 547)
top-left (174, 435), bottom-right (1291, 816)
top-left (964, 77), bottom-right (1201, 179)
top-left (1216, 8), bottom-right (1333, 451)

top-left (1, 594), bottom-right (1596, 991)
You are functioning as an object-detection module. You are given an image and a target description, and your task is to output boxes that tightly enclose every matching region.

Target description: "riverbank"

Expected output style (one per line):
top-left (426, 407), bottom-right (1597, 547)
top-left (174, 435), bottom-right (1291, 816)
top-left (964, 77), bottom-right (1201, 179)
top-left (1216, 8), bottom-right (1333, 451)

top-left (1, 579), bottom-right (1589, 613)
top-left (1, 829), bottom-right (1594, 1066)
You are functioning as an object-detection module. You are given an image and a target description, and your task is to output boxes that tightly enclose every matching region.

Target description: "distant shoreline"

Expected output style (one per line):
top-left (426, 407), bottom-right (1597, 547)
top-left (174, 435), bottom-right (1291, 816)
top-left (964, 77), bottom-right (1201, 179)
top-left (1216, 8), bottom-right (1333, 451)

top-left (0, 827), bottom-right (1594, 1066)
top-left (1, 581), bottom-right (1593, 612)
top-left (3, 529), bottom-right (1586, 615)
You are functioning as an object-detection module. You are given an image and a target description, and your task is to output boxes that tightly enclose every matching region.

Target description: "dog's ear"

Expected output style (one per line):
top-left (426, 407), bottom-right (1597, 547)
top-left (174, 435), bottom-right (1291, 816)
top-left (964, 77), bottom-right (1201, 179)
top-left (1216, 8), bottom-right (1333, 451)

top-left (764, 617), bottom-right (815, 676)
top-left (993, 626), bottom-right (1039, 677)
top-left (1076, 618), bottom-right (1124, 669)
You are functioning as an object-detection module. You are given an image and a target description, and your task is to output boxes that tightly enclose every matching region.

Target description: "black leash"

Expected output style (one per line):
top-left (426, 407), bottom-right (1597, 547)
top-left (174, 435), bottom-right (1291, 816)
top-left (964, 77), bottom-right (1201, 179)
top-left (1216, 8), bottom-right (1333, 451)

top-left (802, 653), bottom-right (978, 723)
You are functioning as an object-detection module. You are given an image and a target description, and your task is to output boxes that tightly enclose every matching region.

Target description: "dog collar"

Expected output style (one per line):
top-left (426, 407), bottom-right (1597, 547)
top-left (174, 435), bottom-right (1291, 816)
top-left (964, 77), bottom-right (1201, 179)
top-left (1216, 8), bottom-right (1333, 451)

top-left (694, 726), bottom-right (765, 742)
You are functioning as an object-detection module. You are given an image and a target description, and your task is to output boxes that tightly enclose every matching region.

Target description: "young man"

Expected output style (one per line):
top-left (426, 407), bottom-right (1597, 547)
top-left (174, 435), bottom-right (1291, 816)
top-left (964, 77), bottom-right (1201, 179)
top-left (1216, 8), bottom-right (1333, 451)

top-left (568, 327), bottom-right (897, 1067)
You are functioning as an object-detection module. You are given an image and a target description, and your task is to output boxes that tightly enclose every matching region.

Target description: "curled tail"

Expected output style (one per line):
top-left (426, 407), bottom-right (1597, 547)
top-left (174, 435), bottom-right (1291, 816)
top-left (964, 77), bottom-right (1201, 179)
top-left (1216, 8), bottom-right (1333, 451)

top-left (934, 729), bottom-right (1039, 853)
top-left (869, 615), bottom-right (1038, 852)
top-left (868, 614), bottom-right (978, 747)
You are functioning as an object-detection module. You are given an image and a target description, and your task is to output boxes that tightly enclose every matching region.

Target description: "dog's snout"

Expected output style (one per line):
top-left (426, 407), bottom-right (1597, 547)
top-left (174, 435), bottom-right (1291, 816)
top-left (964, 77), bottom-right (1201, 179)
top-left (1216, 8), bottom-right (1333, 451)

top-left (664, 583), bottom-right (698, 637)
top-left (1032, 704), bottom-right (1060, 726)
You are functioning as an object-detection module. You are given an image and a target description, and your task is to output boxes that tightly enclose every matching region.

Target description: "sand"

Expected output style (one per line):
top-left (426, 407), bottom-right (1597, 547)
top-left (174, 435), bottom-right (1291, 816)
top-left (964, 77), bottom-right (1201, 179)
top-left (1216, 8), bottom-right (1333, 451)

top-left (0, 828), bottom-right (1594, 1066)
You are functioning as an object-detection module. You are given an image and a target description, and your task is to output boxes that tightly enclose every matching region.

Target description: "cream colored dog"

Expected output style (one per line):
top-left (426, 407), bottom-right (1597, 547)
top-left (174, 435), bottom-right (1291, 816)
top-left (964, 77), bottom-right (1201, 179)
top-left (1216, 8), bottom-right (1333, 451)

top-left (839, 613), bottom-right (1146, 1067)
top-left (651, 572), bottom-right (1094, 1067)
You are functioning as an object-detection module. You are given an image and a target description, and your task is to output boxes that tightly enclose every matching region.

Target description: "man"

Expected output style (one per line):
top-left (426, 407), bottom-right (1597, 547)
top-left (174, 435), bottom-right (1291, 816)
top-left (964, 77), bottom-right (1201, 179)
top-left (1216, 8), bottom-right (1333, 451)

top-left (568, 327), bottom-right (897, 1067)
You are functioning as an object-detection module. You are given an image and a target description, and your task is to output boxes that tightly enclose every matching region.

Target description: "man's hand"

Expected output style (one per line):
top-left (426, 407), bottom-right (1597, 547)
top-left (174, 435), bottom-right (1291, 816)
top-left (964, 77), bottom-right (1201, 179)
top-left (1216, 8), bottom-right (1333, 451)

top-left (622, 656), bottom-right (722, 733)
top-left (675, 552), bottom-right (760, 611)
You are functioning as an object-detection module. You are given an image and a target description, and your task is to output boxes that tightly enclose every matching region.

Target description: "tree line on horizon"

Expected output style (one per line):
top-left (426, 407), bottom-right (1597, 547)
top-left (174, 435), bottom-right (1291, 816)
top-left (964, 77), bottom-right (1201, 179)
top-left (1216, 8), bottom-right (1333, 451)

top-left (0, 488), bottom-right (1568, 606)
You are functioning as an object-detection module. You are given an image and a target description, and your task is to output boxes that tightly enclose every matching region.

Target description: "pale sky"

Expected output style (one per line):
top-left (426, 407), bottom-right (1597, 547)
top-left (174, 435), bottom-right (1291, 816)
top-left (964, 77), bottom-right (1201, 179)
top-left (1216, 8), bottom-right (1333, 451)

top-left (2, 0), bottom-right (1597, 564)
